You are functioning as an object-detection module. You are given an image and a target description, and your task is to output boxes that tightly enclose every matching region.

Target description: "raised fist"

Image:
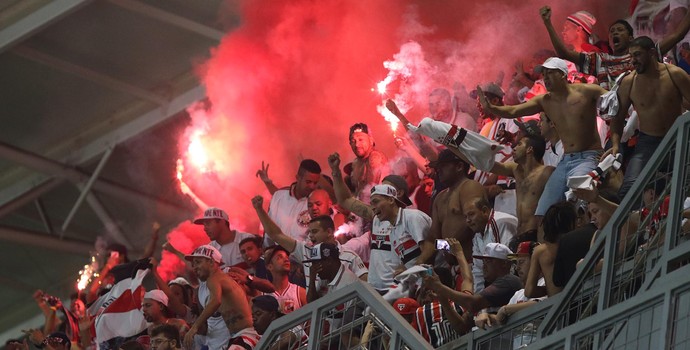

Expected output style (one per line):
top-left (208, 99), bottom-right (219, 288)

top-left (251, 195), bottom-right (264, 209)
top-left (327, 153), bottom-right (341, 170)
top-left (540, 6), bottom-right (551, 22)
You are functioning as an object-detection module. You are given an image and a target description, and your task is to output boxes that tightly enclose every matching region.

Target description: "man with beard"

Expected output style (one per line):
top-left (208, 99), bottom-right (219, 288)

top-left (477, 57), bottom-right (606, 219)
top-left (417, 149), bottom-right (485, 266)
top-left (611, 36), bottom-right (690, 199)
top-left (182, 245), bottom-right (257, 350)
top-left (142, 290), bottom-right (188, 336)
top-left (541, 6), bottom-right (690, 89)
top-left (348, 123), bottom-right (389, 203)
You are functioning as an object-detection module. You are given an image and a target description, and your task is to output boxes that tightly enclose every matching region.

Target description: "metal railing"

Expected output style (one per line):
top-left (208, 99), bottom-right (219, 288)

top-left (256, 281), bottom-right (433, 350)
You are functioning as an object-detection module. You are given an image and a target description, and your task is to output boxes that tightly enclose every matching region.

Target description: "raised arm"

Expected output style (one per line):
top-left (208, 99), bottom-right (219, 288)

top-left (256, 161), bottom-right (279, 195)
top-left (327, 153), bottom-right (374, 221)
top-left (385, 99), bottom-right (412, 128)
top-left (150, 258), bottom-right (188, 319)
top-left (540, 6), bottom-right (582, 65)
top-left (448, 238), bottom-right (473, 293)
top-left (141, 222), bottom-right (161, 259)
top-left (478, 86), bottom-right (543, 119)
top-left (251, 196), bottom-right (297, 252)
top-left (395, 137), bottom-right (432, 175)
top-left (660, 6), bottom-right (690, 54)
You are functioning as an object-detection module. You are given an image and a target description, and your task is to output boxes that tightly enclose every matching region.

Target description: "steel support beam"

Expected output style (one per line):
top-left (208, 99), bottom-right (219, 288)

top-left (109, 0), bottom-right (224, 41)
top-left (0, 225), bottom-right (92, 254)
top-left (33, 198), bottom-right (54, 235)
top-left (0, 177), bottom-right (63, 218)
top-left (13, 46), bottom-right (169, 104)
top-left (0, 0), bottom-right (92, 53)
top-left (61, 147), bottom-right (114, 233)
top-left (0, 141), bottom-right (192, 216)
top-left (82, 188), bottom-right (131, 249)
top-left (0, 85), bottom-right (204, 219)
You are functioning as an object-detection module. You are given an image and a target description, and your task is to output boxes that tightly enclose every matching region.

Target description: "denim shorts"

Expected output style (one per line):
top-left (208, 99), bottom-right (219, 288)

top-left (535, 150), bottom-right (600, 216)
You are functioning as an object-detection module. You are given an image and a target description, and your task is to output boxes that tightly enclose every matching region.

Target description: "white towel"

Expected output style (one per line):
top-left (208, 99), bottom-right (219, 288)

top-left (408, 117), bottom-right (505, 171)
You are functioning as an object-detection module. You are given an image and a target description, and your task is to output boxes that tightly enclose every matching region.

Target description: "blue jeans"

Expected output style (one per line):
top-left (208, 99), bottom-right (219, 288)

top-left (536, 150), bottom-right (600, 216)
top-left (618, 132), bottom-right (665, 200)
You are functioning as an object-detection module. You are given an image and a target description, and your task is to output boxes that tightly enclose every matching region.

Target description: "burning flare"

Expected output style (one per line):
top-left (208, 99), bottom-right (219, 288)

top-left (77, 255), bottom-right (99, 291)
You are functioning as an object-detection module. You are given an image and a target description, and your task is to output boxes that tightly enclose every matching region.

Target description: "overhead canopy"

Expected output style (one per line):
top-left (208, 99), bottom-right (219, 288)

top-left (0, 0), bottom-right (231, 339)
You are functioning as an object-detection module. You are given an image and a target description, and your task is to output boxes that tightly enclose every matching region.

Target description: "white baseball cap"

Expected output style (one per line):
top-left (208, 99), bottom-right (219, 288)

top-left (472, 243), bottom-right (513, 261)
top-left (536, 57), bottom-right (569, 75)
top-left (144, 289), bottom-right (169, 307)
top-left (193, 207), bottom-right (229, 224)
top-left (370, 184), bottom-right (407, 207)
top-left (184, 244), bottom-right (224, 265)
top-left (167, 277), bottom-right (191, 287)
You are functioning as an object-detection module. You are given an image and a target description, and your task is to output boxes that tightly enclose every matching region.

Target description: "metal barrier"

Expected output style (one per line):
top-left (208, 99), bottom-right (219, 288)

top-left (256, 281), bottom-right (433, 350)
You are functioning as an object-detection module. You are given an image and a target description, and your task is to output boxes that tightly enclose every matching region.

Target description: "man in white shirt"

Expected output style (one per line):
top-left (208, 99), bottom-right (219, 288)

top-left (267, 159), bottom-right (323, 243)
top-left (464, 197), bottom-right (518, 293)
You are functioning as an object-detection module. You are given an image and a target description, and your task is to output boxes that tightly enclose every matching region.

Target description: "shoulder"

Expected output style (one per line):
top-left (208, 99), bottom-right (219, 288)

top-left (403, 208), bottom-right (431, 222)
top-left (460, 178), bottom-right (484, 192)
top-left (271, 187), bottom-right (292, 200)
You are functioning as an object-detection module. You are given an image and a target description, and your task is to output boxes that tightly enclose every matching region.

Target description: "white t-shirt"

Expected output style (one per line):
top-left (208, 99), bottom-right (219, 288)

top-left (471, 210), bottom-right (518, 293)
top-left (197, 281), bottom-right (231, 349)
top-left (292, 240), bottom-right (368, 293)
top-left (368, 208), bottom-right (431, 291)
top-left (268, 185), bottom-right (310, 243)
top-left (508, 278), bottom-right (547, 304)
top-left (210, 231), bottom-right (257, 269)
top-left (270, 282), bottom-right (304, 314)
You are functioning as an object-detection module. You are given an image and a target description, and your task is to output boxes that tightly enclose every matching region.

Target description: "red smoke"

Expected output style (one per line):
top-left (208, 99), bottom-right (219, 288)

top-left (159, 0), bottom-right (628, 281)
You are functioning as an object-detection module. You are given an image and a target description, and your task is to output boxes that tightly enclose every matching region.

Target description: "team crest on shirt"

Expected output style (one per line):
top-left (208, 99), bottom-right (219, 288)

top-left (297, 210), bottom-right (311, 227)
top-left (397, 304), bottom-right (405, 311)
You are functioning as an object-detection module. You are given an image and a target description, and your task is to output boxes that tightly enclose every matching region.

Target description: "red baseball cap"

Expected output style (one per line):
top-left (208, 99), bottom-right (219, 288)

top-left (393, 298), bottom-right (419, 315)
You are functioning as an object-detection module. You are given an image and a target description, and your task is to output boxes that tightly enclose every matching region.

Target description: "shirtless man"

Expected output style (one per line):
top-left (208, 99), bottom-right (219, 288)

top-left (477, 57), bottom-right (606, 218)
top-left (489, 134), bottom-right (554, 236)
top-left (611, 36), bottom-right (690, 199)
top-left (423, 149), bottom-right (485, 263)
top-left (182, 245), bottom-right (257, 350)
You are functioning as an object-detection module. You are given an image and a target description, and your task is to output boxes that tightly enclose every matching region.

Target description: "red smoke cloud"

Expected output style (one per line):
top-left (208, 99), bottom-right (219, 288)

top-left (160, 0), bottom-right (628, 281)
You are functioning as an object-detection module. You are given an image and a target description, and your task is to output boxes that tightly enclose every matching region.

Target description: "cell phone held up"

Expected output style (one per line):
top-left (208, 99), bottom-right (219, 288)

top-left (436, 239), bottom-right (450, 251)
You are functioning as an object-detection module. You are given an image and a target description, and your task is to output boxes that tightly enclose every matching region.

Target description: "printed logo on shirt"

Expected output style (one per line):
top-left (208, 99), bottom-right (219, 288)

top-left (297, 210), bottom-right (311, 227)
top-left (371, 227), bottom-right (392, 251)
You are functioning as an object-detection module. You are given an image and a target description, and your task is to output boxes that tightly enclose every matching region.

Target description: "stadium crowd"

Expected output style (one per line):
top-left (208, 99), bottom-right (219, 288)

top-left (8, 2), bottom-right (690, 350)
